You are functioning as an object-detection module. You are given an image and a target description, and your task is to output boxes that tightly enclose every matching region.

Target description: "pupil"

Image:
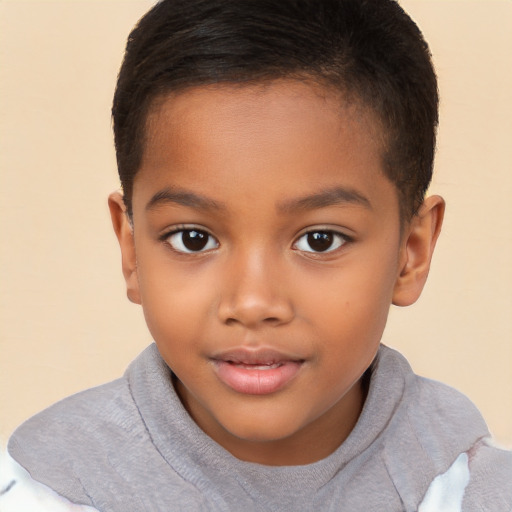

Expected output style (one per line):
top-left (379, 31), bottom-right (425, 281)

top-left (183, 230), bottom-right (208, 251)
top-left (307, 232), bottom-right (333, 252)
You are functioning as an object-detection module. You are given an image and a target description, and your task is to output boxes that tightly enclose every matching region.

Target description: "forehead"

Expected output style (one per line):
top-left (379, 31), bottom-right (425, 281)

top-left (144, 80), bottom-right (381, 157)
top-left (134, 80), bottom-right (396, 217)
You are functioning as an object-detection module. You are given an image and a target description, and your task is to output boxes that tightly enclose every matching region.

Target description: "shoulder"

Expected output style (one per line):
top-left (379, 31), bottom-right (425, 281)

top-left (417, 439), bottom-right (512, 511)
top-left (9, 373), bottom-right (140, 450)
top-left (378, 345), bottom-right (490, 447)
top-left (412, 372), bottom-right (488, 432)
top-left (7, 345), bottom-right (163, 471)
top-left (464, 438), bottom-right (512, 510)
top-left (6, 345), bottom-right (167, 507)
top-left (0, 448), bottom-right (100, 512)
top-left (5, 344), bottom-right (200, 509)
top-left (375, 346), bottom-right (511, 509)
top-left (7, 376), bottom-right (140, 504)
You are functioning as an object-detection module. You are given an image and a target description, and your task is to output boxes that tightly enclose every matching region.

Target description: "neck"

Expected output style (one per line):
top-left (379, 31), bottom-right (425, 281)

top-left (176, 373), bottom-right (368, 466)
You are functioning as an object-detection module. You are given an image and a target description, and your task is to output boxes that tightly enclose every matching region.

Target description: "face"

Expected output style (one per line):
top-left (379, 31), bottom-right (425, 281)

top-left (111, 80), bottom-right (435, 466)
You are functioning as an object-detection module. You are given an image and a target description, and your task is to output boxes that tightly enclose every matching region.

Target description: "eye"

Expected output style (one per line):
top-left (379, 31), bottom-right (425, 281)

top-left (166, 229), bottom-right (219, 253)
top-left (294, 230), bottom-right (347, 253)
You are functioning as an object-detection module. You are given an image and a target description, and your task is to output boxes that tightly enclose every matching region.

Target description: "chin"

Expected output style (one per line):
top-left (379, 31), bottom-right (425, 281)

top-left (219, 409), bottom-right (307, 443)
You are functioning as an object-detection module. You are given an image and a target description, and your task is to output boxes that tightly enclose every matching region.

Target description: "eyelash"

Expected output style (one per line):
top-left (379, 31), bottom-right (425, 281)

top-left (160, 226), bottom-right (351, 255)
top-left (161, 226), bottom-right (219, 254)
top-left (292, 229), bottom-right (351, 254)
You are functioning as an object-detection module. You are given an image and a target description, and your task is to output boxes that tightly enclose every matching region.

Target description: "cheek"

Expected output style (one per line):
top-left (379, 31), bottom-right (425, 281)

top-left (298, 257), bottom-right (397, 341)
top-left (135, 254), bottom-right (218, 346)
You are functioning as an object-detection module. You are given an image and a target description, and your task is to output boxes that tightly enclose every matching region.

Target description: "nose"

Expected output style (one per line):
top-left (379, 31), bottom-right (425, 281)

top-left (217, 249), bottom-right (295, 329)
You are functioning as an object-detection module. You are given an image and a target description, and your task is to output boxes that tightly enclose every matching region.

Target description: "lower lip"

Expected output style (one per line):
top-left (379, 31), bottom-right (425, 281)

top-left (213, 360), bottom-right (303, 395)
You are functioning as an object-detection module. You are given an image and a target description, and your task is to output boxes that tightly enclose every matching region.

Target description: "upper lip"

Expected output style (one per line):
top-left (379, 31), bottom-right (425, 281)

top-left (210, 348), bottom-right (305, 365)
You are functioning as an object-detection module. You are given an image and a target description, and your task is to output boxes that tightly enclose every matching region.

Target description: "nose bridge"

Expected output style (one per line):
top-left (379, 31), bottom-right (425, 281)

top-left (218, 244), bottom-right (294, 328)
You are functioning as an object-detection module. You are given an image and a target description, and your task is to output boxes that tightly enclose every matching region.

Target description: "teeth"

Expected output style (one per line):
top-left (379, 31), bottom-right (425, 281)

top-left (233, 363), bottom-right (281, 370)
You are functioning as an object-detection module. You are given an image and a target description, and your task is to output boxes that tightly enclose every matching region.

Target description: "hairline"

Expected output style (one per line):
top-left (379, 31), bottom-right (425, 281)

top-left (122, 74), bottom-right (416, 224)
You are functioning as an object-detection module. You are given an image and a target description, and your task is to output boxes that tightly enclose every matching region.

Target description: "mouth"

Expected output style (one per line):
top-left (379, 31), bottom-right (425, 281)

top-left (210, 349), bottom-right (305, 395)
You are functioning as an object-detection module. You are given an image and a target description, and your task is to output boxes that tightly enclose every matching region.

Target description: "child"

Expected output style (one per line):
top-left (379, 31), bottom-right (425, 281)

top-left (6, 0), bottom-right (511, 510)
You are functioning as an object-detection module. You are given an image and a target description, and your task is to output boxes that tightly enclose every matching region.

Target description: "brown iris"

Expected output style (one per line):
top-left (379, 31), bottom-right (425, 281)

top-left (306, 232), bottom-right (334, 252)
top-left (181, 230), bottom-right (210, 251)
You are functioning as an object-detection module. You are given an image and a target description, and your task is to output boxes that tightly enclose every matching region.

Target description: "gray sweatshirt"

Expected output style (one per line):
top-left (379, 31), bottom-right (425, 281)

top-left (7, 344), bottom-right (512, 511)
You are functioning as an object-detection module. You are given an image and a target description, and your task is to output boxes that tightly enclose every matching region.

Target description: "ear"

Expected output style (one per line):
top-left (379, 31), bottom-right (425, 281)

top-left (392, 195), bottom-right (445, 307)
top-left (108, 191), bottom-right (141, 304)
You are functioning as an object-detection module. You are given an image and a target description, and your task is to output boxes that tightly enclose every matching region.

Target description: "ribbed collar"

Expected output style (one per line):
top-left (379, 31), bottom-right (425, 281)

top-left (126, 344), bottom-right (411, 497)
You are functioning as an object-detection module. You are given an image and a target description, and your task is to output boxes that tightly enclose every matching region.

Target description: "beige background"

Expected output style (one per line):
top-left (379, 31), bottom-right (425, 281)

top-left (0, 1), bottom-right (511, 448)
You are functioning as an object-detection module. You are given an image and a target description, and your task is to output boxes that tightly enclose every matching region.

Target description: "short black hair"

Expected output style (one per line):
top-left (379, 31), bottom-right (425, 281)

top-left (112, 0), bottom-right (438, 220)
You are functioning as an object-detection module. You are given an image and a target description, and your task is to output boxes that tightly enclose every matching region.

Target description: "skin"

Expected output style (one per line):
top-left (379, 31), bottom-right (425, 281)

top-left (109, 80), bottom-right (444, 466)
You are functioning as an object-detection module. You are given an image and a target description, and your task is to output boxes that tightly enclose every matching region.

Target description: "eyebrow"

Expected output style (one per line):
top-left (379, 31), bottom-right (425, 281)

top-left (145, 185), bottom-right (371, 214)
top-left (145, 187), bottom-right (224, 212)
top-left (277, 186), bottom-right (372, 213)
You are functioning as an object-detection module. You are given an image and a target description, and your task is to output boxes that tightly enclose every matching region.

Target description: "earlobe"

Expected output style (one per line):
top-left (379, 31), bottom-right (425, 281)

top-left (108, 191), bottom-right (141, 304)
top-left (392, 195), bottom-right (445, 307)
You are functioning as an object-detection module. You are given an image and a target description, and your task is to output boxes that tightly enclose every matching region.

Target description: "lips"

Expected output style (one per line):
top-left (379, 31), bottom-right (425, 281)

top-left (211, 349), bottom-right (304, 395)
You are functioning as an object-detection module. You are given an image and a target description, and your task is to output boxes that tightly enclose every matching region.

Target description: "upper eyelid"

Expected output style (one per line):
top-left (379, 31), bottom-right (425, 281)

top-left (293, 226), bottom-right (351, 241)
top-left (292, 228), bottom-right (352, 255)
top-left (159, 225), bottom-right (351, 245)
top-left (160, 224), bottom-right (215, 238)
top-left (162, 226), bottom-right (220, 254)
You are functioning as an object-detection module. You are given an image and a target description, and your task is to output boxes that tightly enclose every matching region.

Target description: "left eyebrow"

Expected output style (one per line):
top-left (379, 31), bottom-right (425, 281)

top-left (145, 187), bottom-right (224, 212)
top-left (277, 186), bottom-right (372, 213)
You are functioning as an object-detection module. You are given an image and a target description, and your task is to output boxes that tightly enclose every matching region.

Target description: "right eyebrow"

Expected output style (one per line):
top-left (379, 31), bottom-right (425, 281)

top-left (277, 186), bottom-right (372, 214)
top-left (145, 187), bottom-right (224, 212)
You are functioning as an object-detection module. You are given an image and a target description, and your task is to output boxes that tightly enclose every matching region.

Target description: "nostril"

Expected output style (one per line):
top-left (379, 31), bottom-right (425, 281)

top-left (223, 316), bottom-right (284, 328)
top-left (217, 289), bottom-right (295, 327)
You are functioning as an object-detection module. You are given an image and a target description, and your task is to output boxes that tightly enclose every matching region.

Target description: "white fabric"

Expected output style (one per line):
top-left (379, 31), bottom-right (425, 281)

top-left (0, 449), bottom-right (98, 512)
top-left (418, 452), bottom-right (470, 512)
